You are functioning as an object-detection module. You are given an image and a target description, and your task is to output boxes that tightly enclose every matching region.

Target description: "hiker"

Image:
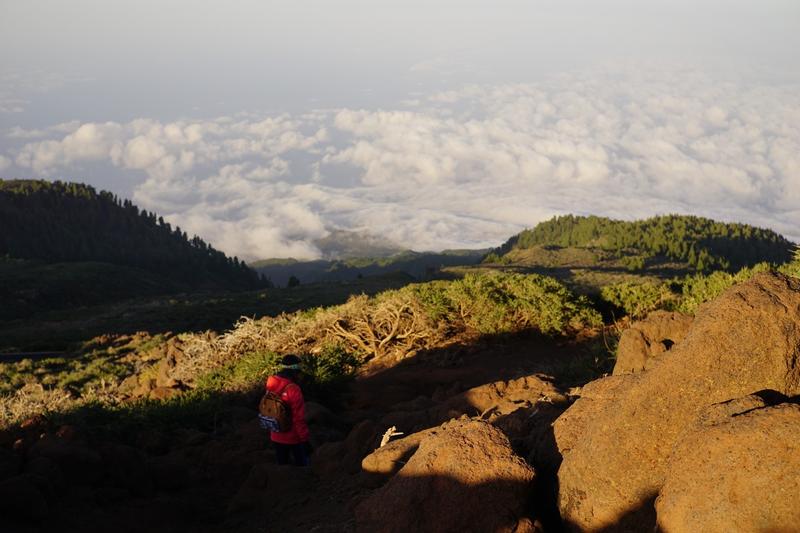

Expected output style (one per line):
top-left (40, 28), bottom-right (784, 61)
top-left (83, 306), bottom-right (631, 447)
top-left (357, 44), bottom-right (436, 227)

top-left (264, 354), bottom-right (312, 466)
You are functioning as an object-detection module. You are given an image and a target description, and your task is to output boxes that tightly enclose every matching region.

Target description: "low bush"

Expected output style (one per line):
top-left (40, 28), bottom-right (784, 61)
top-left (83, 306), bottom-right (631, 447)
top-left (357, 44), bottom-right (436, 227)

top-left (600, 281), bottom-right (677, 319)
top-left (676, 262), bottom-right (772, 314)
top-left (601, 262), bottom-right (777, 318)
top-left (410, 271), bottom-right (602, 335)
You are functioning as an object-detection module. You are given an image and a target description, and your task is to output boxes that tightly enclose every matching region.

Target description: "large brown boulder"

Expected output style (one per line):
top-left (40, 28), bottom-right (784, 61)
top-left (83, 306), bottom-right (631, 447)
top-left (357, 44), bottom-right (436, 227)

top-left (555, 273), bottom-right (800, 531)
top-left (355, 419), bottom-right (535, 533)
top-left (613, 310), bottom-right (693, 375)
top-left (656, 395), bottom-right (800, 533)
top-left (360, 426), bottom-right (437, 486)
top-left (436, 374), bottom-right (563, 419)
top-left (380, 374), bottom-right (563, 435)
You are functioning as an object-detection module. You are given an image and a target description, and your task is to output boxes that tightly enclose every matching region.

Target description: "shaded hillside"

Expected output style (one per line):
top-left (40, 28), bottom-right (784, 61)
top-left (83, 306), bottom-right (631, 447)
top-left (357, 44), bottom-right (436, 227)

top-left (314, 229), bottom-right (405, 259)
top-left (0, 180), bottom-right (264, 301)
top-left (0, 271), bottom-right (416, 351)
top-left (251, 249), bottom-right (486, 287)
top-left (490, 214), bottom-right (794, 272)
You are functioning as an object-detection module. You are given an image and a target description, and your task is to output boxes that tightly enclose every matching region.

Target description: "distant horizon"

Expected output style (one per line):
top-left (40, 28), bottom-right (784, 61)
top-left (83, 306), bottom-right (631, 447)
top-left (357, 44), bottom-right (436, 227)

top-left (5, 176), bottom-right (798, 264)
top-left (2, 1), bottom-right (798, 259)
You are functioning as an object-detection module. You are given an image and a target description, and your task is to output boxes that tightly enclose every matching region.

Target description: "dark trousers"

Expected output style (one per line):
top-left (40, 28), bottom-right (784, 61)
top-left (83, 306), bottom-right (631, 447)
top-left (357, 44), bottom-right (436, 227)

top-left (274, 442), bottom-right (308, 466)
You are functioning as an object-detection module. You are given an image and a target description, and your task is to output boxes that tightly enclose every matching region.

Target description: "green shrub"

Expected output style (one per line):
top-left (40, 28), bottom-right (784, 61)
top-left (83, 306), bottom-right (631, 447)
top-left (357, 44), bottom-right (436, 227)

top-left (677, 262), bottom-right (771, 314)
top-left (301, 343), bottom-right (361, 388)
top-left (411, 271), bottom-right (601, 335)
top-left (778, 248), bottom-right (800, 279)
top-left (601, 281), bottom-right (676, 319)
top-left (196, 350), bottom-right (281, 391)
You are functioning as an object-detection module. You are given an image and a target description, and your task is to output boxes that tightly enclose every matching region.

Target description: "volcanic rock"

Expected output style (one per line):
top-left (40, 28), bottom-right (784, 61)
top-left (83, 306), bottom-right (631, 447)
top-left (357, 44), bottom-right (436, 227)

top-left (655, 395), bottom-right (800, 533)
top-left (555, 272), bottom-right (800, 531)
top-left (612, 310), bottom-right (693, 375)
top-left (355, 419), bottom-right (535, 533)
top-left (360, 426), bottom-right (436, 486)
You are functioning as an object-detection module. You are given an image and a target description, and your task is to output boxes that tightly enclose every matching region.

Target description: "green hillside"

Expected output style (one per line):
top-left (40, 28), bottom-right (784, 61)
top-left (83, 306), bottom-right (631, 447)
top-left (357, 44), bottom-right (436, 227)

top-left (0, 179), bottom-right (266, 319)
top-left (490, 214), bottom-right (794, 272)
top-left (0, 179), bottom-right (262, 288)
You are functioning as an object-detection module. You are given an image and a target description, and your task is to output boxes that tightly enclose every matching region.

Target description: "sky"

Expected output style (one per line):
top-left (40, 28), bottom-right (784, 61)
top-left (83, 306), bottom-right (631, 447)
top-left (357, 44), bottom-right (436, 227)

top-left (1, 0), bottom-right (799, 260)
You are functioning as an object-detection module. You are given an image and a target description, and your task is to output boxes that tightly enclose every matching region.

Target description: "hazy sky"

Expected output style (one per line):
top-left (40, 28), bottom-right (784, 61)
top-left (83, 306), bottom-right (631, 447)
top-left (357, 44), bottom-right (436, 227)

top-left (1, 1), bottom-right (799, 259)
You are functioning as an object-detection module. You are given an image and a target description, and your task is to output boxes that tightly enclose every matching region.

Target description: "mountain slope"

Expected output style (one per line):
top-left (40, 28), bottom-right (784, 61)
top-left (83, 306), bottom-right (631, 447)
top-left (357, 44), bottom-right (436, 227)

top-left (0, 179), bottom-right (262, 290)
top-left (0, 179), bottom-right (267, 319)
top-left (251, 249), bottom-right (487, 287)
top-left (491, 214), bottom-right (794, 272)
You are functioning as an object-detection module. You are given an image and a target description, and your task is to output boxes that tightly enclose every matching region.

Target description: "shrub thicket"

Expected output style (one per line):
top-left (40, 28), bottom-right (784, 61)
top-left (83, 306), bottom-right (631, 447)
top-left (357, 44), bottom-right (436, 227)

top-left (600, 281), bottom-right (677, 319)
top-left (1, 271), bottom-right (600, 428)
top-left (411, 272), bottom-right (602, 335)
top-left (600, 262), bottom-right (783, 318)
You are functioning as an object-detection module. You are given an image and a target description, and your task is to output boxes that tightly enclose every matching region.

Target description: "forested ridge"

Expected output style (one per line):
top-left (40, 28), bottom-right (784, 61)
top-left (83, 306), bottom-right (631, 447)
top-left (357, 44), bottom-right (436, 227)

top-left (0, 179), bottom-right (263, 290)
top-left (492, 214), bottom-right (794, 271)
top-left (251, 249), bottom-right (486, 287)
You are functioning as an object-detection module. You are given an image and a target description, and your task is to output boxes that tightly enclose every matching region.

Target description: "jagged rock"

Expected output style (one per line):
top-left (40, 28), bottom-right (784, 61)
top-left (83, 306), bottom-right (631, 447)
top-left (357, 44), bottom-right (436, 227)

top-left (656, 396), bottom-right (800, 533)
top-left (435, 374), bottom-right (562, 421)
top-left (118, 374), bottom-right (141, 396)
top-left (155, 353), bottom-right (178, 388)
top-left (492, 403), bottom-right (566, 466)
top-left (555, 273), bottom-right (800, 532)
top-left (613, 310), bottom-right (693, 374)
top-left (355, 419), bottom-right (535, 533)
top-left (379, 374), bottom-right (563, 435)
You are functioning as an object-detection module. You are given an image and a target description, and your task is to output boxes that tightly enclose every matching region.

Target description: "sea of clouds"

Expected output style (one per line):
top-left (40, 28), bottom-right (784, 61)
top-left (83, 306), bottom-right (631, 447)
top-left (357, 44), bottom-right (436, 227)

top-left (2, 64), bottom-right (799, 260)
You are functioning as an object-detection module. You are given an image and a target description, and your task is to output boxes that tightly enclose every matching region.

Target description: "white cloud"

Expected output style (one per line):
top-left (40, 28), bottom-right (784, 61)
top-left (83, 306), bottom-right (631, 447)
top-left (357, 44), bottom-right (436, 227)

top-left (0, 155), bottom-right (10, 172)
top-left (2, 64), bottom-right (799, 259)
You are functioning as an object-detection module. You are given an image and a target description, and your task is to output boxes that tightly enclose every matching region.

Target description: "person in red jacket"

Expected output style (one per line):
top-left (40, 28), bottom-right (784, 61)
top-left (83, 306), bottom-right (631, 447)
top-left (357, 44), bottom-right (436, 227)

top-left (265, 354), bottom-right (311, 466)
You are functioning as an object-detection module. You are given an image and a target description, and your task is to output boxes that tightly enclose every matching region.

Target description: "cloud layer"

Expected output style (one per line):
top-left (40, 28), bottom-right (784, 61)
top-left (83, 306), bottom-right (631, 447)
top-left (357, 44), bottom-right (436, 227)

top-left (3, 65), bottom-right (799, 259)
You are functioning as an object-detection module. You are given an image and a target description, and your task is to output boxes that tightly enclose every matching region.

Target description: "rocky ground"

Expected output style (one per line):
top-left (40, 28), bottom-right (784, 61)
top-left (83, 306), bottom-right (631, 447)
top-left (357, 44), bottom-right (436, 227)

top-left (2, 272), bottom-right (799, 532)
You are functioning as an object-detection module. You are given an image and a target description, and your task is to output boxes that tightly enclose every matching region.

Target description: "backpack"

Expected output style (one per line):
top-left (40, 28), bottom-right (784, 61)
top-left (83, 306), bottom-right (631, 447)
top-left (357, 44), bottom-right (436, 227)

top-left (258, 382), bottom-right (293, 432)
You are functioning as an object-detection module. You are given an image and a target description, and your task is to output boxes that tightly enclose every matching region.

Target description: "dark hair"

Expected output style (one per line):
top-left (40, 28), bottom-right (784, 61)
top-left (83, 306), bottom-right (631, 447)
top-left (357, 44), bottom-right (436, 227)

top-left (281, 354), bottom-right (302, 366)
top-left (277, 353), bottom-right (302, 380)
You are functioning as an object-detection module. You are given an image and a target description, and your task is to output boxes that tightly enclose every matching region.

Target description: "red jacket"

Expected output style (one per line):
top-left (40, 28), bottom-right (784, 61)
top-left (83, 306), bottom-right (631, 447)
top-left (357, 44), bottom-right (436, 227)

top-left (265, 375), bottom-right (310, 444)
